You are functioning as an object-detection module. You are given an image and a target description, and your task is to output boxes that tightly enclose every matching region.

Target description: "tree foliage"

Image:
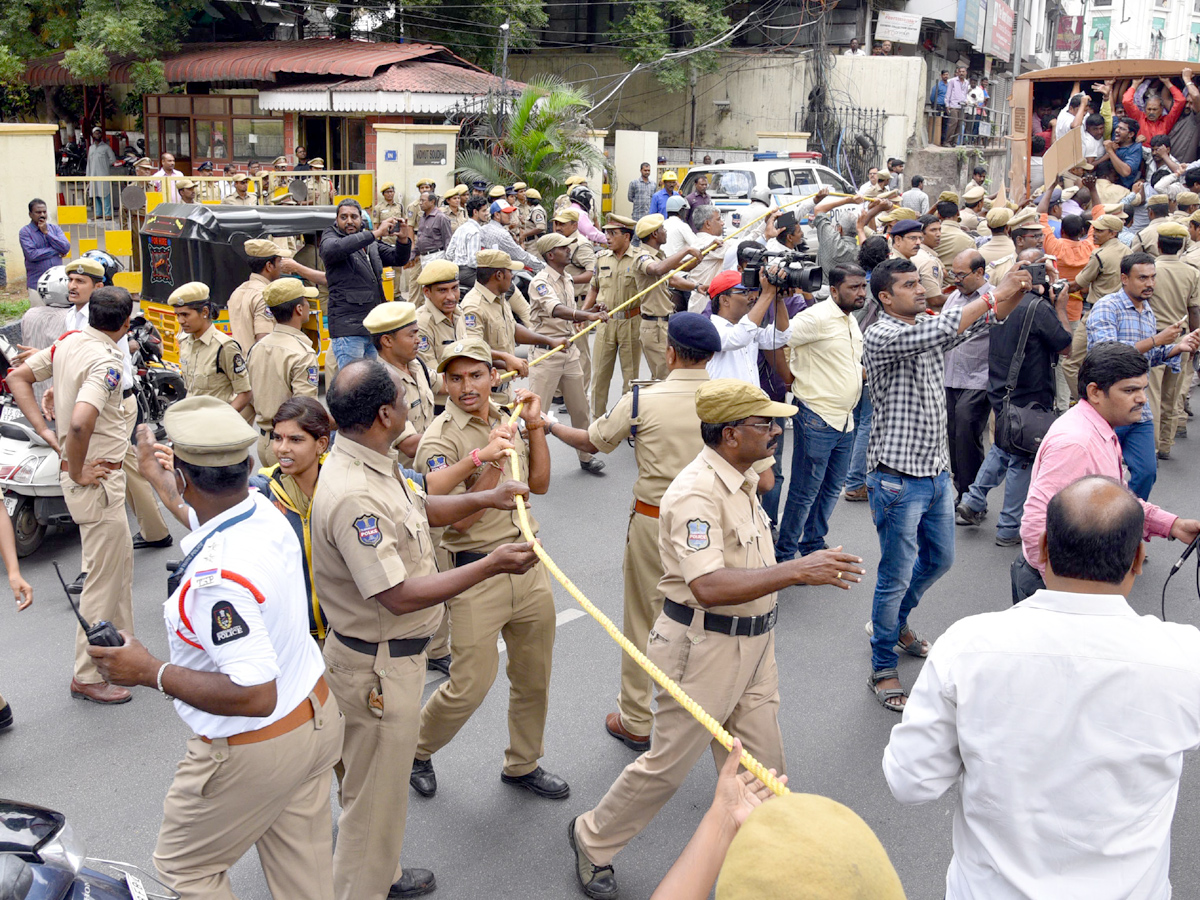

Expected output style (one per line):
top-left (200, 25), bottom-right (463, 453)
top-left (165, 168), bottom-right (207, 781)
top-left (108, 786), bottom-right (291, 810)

top-left (456, 76), bottom-right (609, 202)
top-left (608, 0), bottom-right (732, 92)
top-left (401, 0), bottom-right (548, 71)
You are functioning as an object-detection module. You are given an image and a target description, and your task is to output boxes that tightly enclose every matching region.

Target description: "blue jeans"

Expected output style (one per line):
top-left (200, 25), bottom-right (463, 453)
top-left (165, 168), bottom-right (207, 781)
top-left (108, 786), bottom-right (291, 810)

top-left (760, 417), bottom-right (787, 528)
top-left (843, 391), bottom-right (873, 492)
top-left (776, 405), bottom-right (854, 560)
top-left (867, 469), bottom-right (955, 672)
top-left (330, 335), bottom-right (377, 369)
top-left (961, 444), bottom-right (1034, 540)
top-left (1115, 419), bottom-right (1157, 500)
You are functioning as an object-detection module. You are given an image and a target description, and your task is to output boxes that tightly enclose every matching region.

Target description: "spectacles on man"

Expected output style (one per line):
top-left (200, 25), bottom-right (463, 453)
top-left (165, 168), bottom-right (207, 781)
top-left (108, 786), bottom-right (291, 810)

top-left (738, 420), bottom-right (775, 432)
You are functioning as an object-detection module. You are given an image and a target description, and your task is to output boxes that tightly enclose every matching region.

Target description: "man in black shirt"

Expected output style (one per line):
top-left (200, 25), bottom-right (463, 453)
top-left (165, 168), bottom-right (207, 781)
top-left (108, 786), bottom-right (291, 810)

top-left (955, 249), bottom-right (1072, 545)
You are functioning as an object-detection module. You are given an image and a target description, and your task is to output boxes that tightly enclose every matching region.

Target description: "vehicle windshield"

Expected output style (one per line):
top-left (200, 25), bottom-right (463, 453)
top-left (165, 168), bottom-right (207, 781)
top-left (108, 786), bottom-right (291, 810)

top-left (682, 170), bottom-right (752, 198)
top-left (816, 169), bottom-right (852, 192)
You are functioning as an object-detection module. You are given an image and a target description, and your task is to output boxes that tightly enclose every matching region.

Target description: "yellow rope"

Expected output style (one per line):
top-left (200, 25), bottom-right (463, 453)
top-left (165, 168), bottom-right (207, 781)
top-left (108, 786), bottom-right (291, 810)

top-left (498, 191), bottom-right (854, 381)
top-left (503, 404), bottom-right (790, 797)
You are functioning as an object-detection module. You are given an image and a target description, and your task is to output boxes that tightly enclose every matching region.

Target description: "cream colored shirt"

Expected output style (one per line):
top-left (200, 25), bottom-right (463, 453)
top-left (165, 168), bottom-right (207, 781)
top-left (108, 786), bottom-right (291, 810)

top-left (227, 273), bottom-right (274, 356)
top-left (787, 299), bottom-right (863, 431)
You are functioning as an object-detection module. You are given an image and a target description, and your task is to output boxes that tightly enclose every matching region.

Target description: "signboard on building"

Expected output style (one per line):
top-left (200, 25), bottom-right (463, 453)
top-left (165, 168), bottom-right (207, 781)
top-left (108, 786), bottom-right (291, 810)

top-left (413, 143), bottom-right (448, 166)
top-left (875, 11), bottom-right (922, 44)
top-left (955, 0), bottom-right (984, 48)
top-left (1055, 16), bottom-right (1084, 53)
top-left (985, 0), bottom-right (1014, 58)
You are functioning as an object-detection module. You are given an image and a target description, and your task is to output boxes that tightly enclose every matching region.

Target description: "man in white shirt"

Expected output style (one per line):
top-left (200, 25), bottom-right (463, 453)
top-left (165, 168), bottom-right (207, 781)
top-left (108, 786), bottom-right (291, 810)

top-left (705, 268), bottom-right (790, 385)
top-left (152, 152), bottom-right (182, 203)
top-left (1055, 93), bottom-right (1088, 141)
top-left (663, 195), bottom-right (696, 256)
top-left (884, 473), bottom-right (1200, 900)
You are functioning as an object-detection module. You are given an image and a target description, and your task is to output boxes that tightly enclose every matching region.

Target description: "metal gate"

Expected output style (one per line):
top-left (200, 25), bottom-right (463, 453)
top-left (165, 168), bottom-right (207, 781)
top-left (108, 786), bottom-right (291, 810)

top-left (794, 105), bottom-right (886, 189)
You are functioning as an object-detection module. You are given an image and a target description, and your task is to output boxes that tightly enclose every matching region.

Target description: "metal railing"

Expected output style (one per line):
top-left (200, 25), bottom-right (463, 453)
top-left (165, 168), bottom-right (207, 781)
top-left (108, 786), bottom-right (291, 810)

top-left (793, 105), bottom-right (885, 189)
top-left (925, 104), bottom-right (1011, 151)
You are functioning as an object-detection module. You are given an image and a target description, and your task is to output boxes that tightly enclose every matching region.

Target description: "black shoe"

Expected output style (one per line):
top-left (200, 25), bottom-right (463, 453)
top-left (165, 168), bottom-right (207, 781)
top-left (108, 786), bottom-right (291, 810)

top-left (133, 533), bottom-right (174, 550)
top-left (387, 868), bottom-right (437, 898)
top-left (955, 502), bottom-right (985, 526)
top-left (426, 654), bottom-right (451, 677)
top-left (568, 817), bottom-right (618, 899)
top-left (579, 459), bottom-right (606, 475)
top-left (66, 573), bottom-right (86, 596)
top-left (1158, 449), bottom-right (1171, 461)
top-left (501, 766), bottom-right (570, 799)
top-left (995, 534), bottom-right (1022, 547)
top-left (0, 703), bottom-right (11, 731)
top-left (410, 758), bottom-right (437, 797)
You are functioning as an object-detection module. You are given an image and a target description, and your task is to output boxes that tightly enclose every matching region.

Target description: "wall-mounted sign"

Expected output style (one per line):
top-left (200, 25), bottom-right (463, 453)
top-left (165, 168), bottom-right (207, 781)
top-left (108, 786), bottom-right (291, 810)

top-left (413, 144), bottom-right (448, 166)
top-left (385, 150), bottom-right (398, 161)
top-left (875, 10), bottom-right (922, 44)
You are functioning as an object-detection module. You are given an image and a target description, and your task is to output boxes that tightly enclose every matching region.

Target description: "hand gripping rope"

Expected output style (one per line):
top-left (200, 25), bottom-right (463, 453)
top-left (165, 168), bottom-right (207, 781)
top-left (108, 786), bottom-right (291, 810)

top-left (494, 191), bottom-right (853, 796)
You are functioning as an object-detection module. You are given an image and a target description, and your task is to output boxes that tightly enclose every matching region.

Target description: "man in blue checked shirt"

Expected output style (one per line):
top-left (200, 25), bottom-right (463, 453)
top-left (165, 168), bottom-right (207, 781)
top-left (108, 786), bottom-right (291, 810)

top-left (1085, 250), bottom-right (1200, 500)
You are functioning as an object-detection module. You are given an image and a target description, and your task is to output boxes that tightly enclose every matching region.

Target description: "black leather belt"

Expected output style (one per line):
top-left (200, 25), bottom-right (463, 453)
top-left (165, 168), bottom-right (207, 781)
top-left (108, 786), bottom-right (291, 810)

top-left (333, 631), bottom-right (431, 658)
top-left (642, 314), bottom-right (670, 321)
top-left (451, 550), bottom-right (489, 567)
top-left (663, 598), bottom-right (778, 637)
top-left (123, 388), bottom-right (134, 399)
top-left (874, 463), bottom-right (914, 478)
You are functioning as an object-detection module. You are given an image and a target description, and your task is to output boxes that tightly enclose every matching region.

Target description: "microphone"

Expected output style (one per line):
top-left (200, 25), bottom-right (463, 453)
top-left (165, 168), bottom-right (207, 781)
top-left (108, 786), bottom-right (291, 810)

top-left (1170, 532), bottom-right (1200, 576)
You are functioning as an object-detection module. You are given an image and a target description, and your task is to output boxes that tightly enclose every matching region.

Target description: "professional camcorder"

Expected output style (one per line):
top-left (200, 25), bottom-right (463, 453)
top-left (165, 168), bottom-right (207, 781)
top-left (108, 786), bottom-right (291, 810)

top-left (741, 248), bottom-right (824, 295)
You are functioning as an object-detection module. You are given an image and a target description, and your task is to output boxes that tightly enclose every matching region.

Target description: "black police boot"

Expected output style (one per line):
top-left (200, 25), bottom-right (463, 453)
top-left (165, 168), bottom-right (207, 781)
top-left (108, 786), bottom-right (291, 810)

top-left (426, 654), bottom-right (451, 677)
top-left (0, 703), bottom-right (12, 731)
top-left (387, 868), bottom-right (436, 898)
top-left (567, 817), bottom-right (618, 899)
top-left (67, 572), bottom-right (87, 596)
top-left (410, 758), bottom-right (437, 797)
top-left (501, 766), bottom-right (569, 799)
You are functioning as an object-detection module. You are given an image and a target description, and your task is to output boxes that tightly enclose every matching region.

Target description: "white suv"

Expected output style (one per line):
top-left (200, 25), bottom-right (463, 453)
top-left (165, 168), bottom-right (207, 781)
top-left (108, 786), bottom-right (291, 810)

top-left (678, 160), bottom-right (854, 233)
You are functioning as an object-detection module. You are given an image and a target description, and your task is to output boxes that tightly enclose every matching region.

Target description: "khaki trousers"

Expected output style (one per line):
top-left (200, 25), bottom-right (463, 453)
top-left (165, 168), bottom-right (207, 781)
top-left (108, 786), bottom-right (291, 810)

top-left (258, 432), bottom-right (278, 468)
top-left (64, 469), bottom-right (133, 683)
top-left (122, 396), bottom-right (170, 541)
top-left (575, 611), bottom-right (784, 867)
top-left (591, 316), bottom-right (641, 419)
top-left (616, 509), bottom-right (664, 735)
top-left (417, 564), bottom-right (556, 775)
top-left (153, 688), bottom-right (343, 900)
top-left (325, 633), bottom-right (425, 900)
top-left (639, 318), bottom-right (669, 381)
top-left (402, 261), bottom-right (422, 301)
top-left (530, 352), bottom-right (593, 463)
top-left (1063, 311), bottom-right (1089, 402)
top-left (427, 547), bottom-right (452, 660)
top-left (1148, 363), bottom-right (1186, 454)
top-left (576, 328), bottom-right (593, 394)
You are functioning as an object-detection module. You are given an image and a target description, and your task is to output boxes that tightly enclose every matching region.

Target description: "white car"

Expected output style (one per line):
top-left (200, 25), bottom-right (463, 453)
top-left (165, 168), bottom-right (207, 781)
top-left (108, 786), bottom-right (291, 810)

top-left (678, 160), bottom-right (855, 234)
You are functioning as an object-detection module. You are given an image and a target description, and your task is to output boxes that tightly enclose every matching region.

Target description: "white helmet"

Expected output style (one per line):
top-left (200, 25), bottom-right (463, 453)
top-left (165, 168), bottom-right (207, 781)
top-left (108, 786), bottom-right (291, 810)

top-left (749, 186), bottom-right (772, 206)
top-left (36, 266), bottom-right (71, 307)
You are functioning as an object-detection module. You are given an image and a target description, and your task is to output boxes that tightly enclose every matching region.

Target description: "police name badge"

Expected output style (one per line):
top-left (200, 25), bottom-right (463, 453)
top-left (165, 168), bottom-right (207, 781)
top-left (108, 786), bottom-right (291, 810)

top-left (192, 533), bottom-right (223, 589)
top-left (686, 519), bottom-right (711, 551)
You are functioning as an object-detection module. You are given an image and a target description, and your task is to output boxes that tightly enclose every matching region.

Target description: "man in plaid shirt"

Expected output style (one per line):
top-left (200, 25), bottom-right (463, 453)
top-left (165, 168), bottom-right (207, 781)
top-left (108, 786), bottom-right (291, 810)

top-left (863, 257), bottom-right (1031, 712)
top-left (627, 163), bottom-right (655, 221)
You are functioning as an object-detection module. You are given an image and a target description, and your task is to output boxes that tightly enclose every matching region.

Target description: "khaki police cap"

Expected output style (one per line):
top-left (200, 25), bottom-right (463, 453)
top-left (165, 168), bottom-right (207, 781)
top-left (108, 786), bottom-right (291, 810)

top-left (309, 158), bottom-right (325, 169)
top-left (272, 156), bottom-right (289, 167)
top-left (1102, 202), bottom-right (1129, 219)
top-left (167, 282), bottom-right (211, 306)
top-left (714, 793), bottom-right (905, 900)
top-left (1060, 186), bottom-right (1080, 201)
top-left (565, 175), bottom-right (588, 187)
top-left (879, 207), bottom-right (918, 224)
top-left (381, 182), bottom-right (396, 192)
top-left (636, 213), bottom-right (666, 238)
top-left (165, 395), bottom-right (259, 467)
top-left (986, 207), bottom-right (1013, 229)
top-left (1178, 191), bottom-right (1200, 207)
top-left (604, 214), bottom-right (637, 230)
top-left (695, 378), bottom-right (796, 424)
top-left (525, 188), bottom-right (541, 200)
top-left (1095, 214), bottom-right (1126, 233)
top-left (417, 259), bottom-right (460, 285)
top-left (444, 184), bottom-right (468, 198)
top-left (937, 191), bottom-right (959, 204)
top-left (1190, 210), bottom-right (1200, 226)
top-left (487, 185), bottom-right (507, 199)
top-left (175, 178), bottom-right (197, 191)
top-left (661, 171), bottom-right (678, 183)
top-left (962, 184), bottom-right (986, 203)
top-left (436, 337), bottom-right (494, 373)
top-left (232, 172), bottom-right (251, 183)
top-left (134, 157), bottom-right (153, 169)
top-left (535, 232), bottom-right (571, 256)
top-left (1158, 221), bottom-right (1189, 239)
top-left (262, 278), bottom-right (319, 308)
top-left (1008, 207), bottom-right (1040, 231)
top-left (476, 249), bottom-right (524, 271)
top-left (363, 301), bottom-right (418, 334)
top-left (64, 257), bottom-right (105, 279)
top-left (416, 178), bottom-right (435, 189)
top-left (512, 182), bottom-right (528, 190)
top-left (244, 238), bottom-right (291, 259)
top-left (1149, 194), bottom-right (1171, 208)
top-left (554, 209), bottom-right (580, 224)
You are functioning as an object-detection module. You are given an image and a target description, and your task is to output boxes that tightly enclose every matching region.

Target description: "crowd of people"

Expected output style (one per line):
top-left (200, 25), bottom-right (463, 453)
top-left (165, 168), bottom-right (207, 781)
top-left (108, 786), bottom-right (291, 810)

top-left (10, 92), bottom-right (1200, 898)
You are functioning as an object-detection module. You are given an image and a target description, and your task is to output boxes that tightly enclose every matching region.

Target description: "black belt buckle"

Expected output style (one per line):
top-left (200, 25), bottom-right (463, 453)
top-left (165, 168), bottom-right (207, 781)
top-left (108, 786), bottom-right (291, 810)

top-left (122, 388), bottom-right (134, 399)
top-left (453, 550), bottom-right (488, 568)
top-left (762, 605), bottom-right (778, 634)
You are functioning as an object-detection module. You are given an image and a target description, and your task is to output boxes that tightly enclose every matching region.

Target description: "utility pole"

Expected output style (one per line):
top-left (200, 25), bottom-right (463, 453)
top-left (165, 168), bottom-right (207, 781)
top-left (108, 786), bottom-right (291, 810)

top-left (688, 63), bottom-right (697, 162)
top-left (1011, 0), bottom-right (1027, 77)
top-left (499, 20), bottom-right (511, 114)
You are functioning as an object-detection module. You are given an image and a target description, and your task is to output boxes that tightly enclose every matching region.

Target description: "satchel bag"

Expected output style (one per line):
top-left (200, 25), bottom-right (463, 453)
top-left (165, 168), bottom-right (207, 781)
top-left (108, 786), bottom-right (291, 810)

top-left (994, 296), bottom-right (1059, 457)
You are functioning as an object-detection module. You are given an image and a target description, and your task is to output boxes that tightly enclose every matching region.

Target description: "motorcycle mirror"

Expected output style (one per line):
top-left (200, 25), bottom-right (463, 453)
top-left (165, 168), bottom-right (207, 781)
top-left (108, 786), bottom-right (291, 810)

top-left (121, 184), bottom-right (147, 211)
top-left (0, 854), bottom-right (33, 900)
top-left (131, 315), bottom-right (148, 328)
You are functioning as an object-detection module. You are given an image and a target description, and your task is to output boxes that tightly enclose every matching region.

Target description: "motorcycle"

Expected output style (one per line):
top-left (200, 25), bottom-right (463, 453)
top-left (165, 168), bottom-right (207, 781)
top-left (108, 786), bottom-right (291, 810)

top-left (55, 142), bottom-right (85, 178)
top-left (0, 798), bottom-right (177, 900)
top-left (128, 316), bottom-right (187, 438)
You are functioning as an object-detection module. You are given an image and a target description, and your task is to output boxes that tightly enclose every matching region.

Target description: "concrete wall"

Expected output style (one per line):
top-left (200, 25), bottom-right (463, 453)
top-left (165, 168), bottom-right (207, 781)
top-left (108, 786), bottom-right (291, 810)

top-left (905, 146), bottom-right (1009, 204)
top-left (0, 124), bottom-right (60, 288)
top-left (613, 130), bottom-right (658, 216)
top-left (372, 124), bottom-right (460, 209)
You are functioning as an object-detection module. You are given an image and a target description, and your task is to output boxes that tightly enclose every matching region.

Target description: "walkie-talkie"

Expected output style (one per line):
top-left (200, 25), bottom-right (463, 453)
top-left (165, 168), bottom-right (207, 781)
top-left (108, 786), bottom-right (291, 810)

top-left (53, 562), bottom-right (124, 647)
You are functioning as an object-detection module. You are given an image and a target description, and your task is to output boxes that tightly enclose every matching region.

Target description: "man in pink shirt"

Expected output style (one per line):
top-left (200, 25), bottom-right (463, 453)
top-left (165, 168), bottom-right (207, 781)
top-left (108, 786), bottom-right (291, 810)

top-left (1014, 340), bottom-right (1200, 602)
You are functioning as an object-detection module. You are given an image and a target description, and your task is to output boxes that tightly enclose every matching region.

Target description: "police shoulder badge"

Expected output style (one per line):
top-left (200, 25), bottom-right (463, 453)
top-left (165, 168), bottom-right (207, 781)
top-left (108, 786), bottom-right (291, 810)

top-left (354, 514), bottom-right (383, 547)
top-left (211, 601), bottom-right (249, 645)
top-left (686, 519), bottom-right (711, 551)
top-left (428, 455), bottom-right (449, 471)
top-left (232, 352), bottom-right (247, 375)
top-left (104, 367), bottom-right (121, 391)
top-left (418, 334), bottom-right (431, 352)
top-left (535, 282), bottom-right (549, 296)
top-left (307, 365), bottom-right (319, 386)
top-left (464, 313), bottom-right (478, 328)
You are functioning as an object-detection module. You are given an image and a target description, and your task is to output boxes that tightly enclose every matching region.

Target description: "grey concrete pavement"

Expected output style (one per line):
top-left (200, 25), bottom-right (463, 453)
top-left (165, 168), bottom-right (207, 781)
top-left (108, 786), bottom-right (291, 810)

top-left (3, 356), bottom-right (1200, 900)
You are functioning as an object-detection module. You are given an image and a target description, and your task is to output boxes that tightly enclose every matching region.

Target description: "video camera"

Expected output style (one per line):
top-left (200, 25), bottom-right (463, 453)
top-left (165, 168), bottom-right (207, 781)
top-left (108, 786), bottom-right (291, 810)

top-left (741, 248), bottom-right (824, 295)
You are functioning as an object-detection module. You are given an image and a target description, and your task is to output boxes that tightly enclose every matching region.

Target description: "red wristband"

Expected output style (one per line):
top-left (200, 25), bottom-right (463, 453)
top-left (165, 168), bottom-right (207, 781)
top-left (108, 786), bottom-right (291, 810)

top-left (471, 448), bottom-right (483, 467)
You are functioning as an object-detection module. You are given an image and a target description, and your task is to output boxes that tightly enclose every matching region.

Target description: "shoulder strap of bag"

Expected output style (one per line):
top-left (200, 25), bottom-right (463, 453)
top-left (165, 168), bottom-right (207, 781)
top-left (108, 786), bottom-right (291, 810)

top-left (1002, 296), bottom-right (1042, 399)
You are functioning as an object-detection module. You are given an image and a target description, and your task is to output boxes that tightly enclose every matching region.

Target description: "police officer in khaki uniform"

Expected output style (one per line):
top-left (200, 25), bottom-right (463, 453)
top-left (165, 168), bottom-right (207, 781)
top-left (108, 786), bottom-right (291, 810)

top-left (1145, 221), bottom-right (1200, 458)
top-left (547, 312), bottom-right (720, 751)
top-left (1132, 195), bottom-right (1176, 258)
top-left (586, 215), bottom-right (643, 418)
top-left (305, 158), bottom-right (335, 206)
top-left (411, 339), bottom-right (570, 802)
top-left (247, 279), bottom-right (320, 466)
top-left (415, 260), bottom-right (466, 412)
top-left (568, 380), bottom-right (865, 899)
top-left (221, 173), bottom-right (256, 206)
top-left (1184, 210), bottom-right (1200, 269)
top-left (443, 185), bottom-right (469, 232)
top-left (312, 357), bottom-right (538, 900)
top-left (524, 188), bottom-right (548, 243)
top-left (979, 207), bottom-right (1017, 282)
top-left (959, 185), bottom-right (986, 233)
top-left (89, 395), bottom-right (342, 900)
top-left (888, 219), bottom-right (945, 307)
top-left (1066, 214), bottom-right (1131, 400)
top-left (555, 209), bottom-right (599, 390)
top-left (364, 302), bottom-right (435, 468)
top-left (460, 249), bottom-right (565, 405)
top-left (633, 213), bottom-right (704, 379)
top-left (527, 233), bottom-right (607, 474)
top-left (169, 282), bottom-right (252, 411)
top-left (229, 240), bottom-right (288, 355)
top-left (9, 284), bottom-right (136, 704)
top-left (373, 183), bottom-right (406, 247)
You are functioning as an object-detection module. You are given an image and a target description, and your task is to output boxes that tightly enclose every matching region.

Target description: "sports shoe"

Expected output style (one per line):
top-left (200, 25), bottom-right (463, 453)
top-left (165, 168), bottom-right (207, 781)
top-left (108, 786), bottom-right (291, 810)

top-left (955, 502), bottom-right (985, 526)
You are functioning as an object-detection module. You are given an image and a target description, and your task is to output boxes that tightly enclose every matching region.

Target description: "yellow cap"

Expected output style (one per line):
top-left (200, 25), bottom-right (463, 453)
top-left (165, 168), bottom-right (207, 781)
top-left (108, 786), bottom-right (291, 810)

top-left (381, 182), bottom-right (396, 192)
top-left (1149, 194), bottom-right (1171, 207)
top-left (417, 259), bottom-right (460, 285)
top-left (554, 209), bottom-right (580, 224)
top-left (1190, 210), bottom-right (1200, 225)
top-left (487, 185), bottom-right (506, 199)
top-left (512, 181), bottom-right (527, 190)
top-left (232, 172), bottom-right (250, 183)
top-left (535, 233), bottom-right (571, 255)
top-left (962, 184), bottom-right (986, 203)
top-left (476, 249), bottom-right (524, 271)
top-left (714, 793), bottom-right (906, 900)
top-left (636, 213), bottom-right (666, 238)
top-left (1178, 192), bottom-right (1200, 207)
top-left (565, 175), bottom-right (588, 186)
top-left (176, 178), bottom-right (197, 191)
top-left (436, 337), bottom-right (494, 373)
top-left (525, 188), bottom-right (541, 200)
top-left (604, 214), bottom-right (637, 230)
top-left (986, 207), bottom-right (1013, 229)
top-left (661, 170), bottom-right (678, 183)
top-left (1008, 208), bottom-right (1040, 231)
top-left (63, 257), bottom-right (105, 279)
top-left (416, 178), bottom-right (435, 188)
top-left (164, 395), bottom-right (259, 467)
top-left (363, 301), bottom-right (418, 334)
top-left (444, 184), bottom-right (468, 198)
top-left (1095, 214), bottom-right (1126, 233)
top-left (244, 238), bottom-right (290, 259)
top-left (263, 278), bottom-right (319, 308)
top-left (937, 191), bottom-right (959, 204)
top-left (695, 378), bottom-right (796, 424)
top-left (879, 207), bottom-right (917, 224)
top-left (272, 156), bottom-right (289, 167)
top-left (167, 282), bottom-right (211, 306)
top-left (1158, 221), bottom-right (1189, 239)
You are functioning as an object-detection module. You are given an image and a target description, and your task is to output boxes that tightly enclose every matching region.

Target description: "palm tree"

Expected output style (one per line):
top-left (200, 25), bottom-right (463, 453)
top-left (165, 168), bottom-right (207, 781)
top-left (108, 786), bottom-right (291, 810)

top-left (456, 76), bottom-right (610, 202)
